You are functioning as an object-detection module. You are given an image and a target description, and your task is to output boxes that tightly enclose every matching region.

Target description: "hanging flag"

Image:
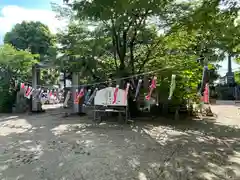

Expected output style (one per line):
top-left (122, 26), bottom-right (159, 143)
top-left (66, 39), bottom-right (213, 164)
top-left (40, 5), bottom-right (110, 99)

top-left (124, 83), bottom-right (130, 105)
top-left (32, 88), bottom-right (42, 103)
top-left (46, 90), bottom-right (50, 99)
top-left (28, 88), bottom-right (34, 99)
top-left (39, 90), bottom-right (44, 103)
top-left (78, 88), bottom-right (85, 98)
top-left (24, 86), bottom-right (29, 96)
top-left (203, 83), bottom-right (209, 104)
top-left (146, 76), bottom-right (157, 100)
top-left (156, 77), bottom-right (161, 105)
top-left (84, 89), bottom-right (92, 104)
top-left (112, 85), bottom-right (119, 104)
top-left (74, 89), bottom-right (79, 104)
top-left (74, 88), bottom-right (84, 104)
top-left (31, 89), bottom-right (37, 99)
top-left (134, 79), bottom-right (142, 101)
top-left (199, 66), bottom-right (208, 95)
top-left (21, 83), bottom-right (25, 89)
top-left (25, 86), bottom-right (33, 99)
top-left (49, 90), bottom-right (53, 97)
top-left (54, 90), bottom-right (57, 97)
top-left (32, 88), bottom-right (41, 99)
top-left (54, 89), bottom-right (60, 102)
top-left (168, 74), bottom-right (176, 100)
top-left (87, 88), bottom-right (98, 105)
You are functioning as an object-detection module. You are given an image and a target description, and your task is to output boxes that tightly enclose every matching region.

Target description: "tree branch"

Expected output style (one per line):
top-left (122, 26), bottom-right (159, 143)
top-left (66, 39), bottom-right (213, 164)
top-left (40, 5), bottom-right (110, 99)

top-left (122, 30), bottom-right (127, 61)
top-left (111, 33), bottom-right (118, 70)
top-left (129, 27), bottom-right (137, 74)
top-left (138, 38), bottom-right (162, 73)
top-left (111, 19), bottom-right (122, 62)
top-left (128, 10), bottom-right (149, 74)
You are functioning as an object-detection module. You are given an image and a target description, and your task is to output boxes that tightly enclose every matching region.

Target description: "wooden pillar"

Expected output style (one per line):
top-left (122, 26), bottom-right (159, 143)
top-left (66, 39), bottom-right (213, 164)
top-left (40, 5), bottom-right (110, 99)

top-left (72, 72), bottom-right (79, 113)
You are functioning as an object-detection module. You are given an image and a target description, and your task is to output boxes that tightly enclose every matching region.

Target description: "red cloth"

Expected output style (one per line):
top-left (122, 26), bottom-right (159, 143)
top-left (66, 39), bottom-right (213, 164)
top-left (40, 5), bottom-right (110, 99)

top-left (21, 83), bottom-right (25, 89)
top-left (112, 87), bottom-right (119, 104)
top-left (203, 83), bottom-right (209, 103)
top-left (49, 90), bottom-right (52, 97)
top-left (74, 88), bottom-right (84, 104)
top-left (146, 77), bottom-right (157, 100)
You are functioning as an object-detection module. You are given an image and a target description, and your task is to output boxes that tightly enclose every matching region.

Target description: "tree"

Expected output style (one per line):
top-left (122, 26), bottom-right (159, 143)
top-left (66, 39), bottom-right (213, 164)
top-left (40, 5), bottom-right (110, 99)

top-left (4, 21), bottom-right (59, 86)
top-left (0, 44), bottom-right (38, 78)
top-left (56, 0), bottom-right (240, 114)
top-left (177, 0), bottom-right (240, 64)
top-left (0, 44), bottom-right (37, 112)
top-left (62, 0), bottom-right (185, 76)
top-left (57, 21), bottom-right (125, 82)
top-left (62, 0), bottom-right (232, 75)
top-left (4, 21), bottom-right (55, 56)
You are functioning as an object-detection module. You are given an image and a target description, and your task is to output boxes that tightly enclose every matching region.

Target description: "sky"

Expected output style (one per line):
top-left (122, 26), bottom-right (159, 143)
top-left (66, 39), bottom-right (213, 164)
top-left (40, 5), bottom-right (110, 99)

top-left (0, 0), bottom-right (64, 43)
top-left (0, 0), bottom-right (239, 76)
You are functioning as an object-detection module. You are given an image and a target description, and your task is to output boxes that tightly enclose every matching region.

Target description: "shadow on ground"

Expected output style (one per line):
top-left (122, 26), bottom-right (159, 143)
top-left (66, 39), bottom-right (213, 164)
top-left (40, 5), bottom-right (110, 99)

top-left (0, 107), bottom-right (239, 180)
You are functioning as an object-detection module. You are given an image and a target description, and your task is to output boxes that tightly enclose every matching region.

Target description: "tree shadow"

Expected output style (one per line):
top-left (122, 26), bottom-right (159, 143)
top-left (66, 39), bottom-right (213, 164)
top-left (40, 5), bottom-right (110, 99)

top-left (136, 117), bottom-right (240, 179)
top-left (0, 107), bottom-right (239, 180)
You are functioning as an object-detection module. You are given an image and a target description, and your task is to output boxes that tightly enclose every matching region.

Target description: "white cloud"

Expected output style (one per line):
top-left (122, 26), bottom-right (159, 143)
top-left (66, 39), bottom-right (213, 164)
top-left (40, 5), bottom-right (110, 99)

top-left (0, 5), bottom-right (66, 43)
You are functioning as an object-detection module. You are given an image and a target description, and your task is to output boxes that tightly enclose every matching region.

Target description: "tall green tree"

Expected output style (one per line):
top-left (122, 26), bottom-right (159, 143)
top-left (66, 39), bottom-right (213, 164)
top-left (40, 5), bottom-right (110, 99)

top-left (178, 0), bottom-right (240, 64)
top-left (0, 44), bottom-right (38, 81)
top-left (62, 0), bottom-right (183, 76)
top-left (4, 21), bottom-right (55, 56)
top-left (0, 44), bottom-right (37, 112)
top-left (57, 0), bottom-right (239, 108)
top-left (4, 21), bottom-right (59, 86)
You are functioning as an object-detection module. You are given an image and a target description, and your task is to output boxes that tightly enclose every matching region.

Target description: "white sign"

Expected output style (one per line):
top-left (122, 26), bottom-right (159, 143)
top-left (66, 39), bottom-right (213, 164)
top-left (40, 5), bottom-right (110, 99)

top-left (94, 87), bottom-right (127, 106)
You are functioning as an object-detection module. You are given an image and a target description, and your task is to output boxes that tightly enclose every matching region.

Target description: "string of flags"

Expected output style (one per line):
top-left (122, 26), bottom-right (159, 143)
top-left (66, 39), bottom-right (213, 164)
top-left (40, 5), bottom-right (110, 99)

top-left (16, 82), bottom-right (62, 105)
top-left (15, 74), bottom-right (179, 107)
top-left (13, 67), bottom-right (171, 105)
top-left (14, 65), bottom-right (210, 106)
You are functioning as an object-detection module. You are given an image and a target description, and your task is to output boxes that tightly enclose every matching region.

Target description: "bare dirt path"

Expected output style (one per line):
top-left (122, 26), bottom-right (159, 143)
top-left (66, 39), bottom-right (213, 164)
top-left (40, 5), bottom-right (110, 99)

top-left (0, 102), bottom-right (239, 180)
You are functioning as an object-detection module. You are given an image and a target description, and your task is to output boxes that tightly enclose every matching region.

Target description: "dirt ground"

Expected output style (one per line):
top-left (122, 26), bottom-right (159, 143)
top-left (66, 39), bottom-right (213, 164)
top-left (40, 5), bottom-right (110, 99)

top-left (0, 101), bottom-right (240, 180)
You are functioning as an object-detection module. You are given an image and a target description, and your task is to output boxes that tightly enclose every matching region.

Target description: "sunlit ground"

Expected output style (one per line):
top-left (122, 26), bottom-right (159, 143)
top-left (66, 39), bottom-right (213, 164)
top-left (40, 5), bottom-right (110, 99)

top-left (0, 101), bottom-right (239, 179)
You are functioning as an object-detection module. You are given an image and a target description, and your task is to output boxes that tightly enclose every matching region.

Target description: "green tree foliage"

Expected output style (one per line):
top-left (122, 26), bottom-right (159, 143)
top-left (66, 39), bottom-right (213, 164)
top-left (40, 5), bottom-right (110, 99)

top-left (235, 71), bottom-right (240, 84)
top-left (0, 44), bottom-right (38, 80)
top-left (0, 44), bottom-right (37, 112)
top-left (178, 0), bottom-right (240, 71)
top-left (62, 0), bottom-right (182, 76)
top-left (56, 0), bottom-right (240, 109)
top-left (57, 21), bottom-right (122, 82)
top-left (4, 21), bottom-right (55, 55)
top-left (4, 21), bottom-right (59, 86)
